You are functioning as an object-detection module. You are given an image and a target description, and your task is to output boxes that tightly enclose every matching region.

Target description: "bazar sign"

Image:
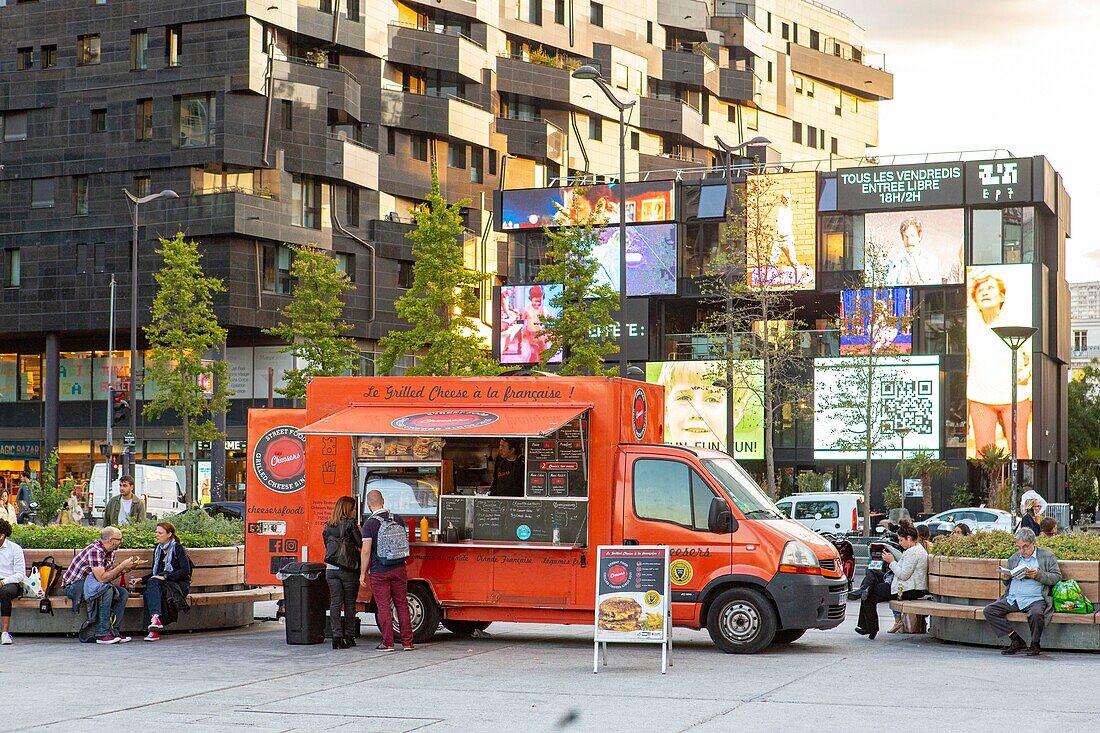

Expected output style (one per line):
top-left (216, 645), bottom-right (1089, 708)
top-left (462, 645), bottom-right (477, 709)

top-left (0, 441), bottom-right (41, 460)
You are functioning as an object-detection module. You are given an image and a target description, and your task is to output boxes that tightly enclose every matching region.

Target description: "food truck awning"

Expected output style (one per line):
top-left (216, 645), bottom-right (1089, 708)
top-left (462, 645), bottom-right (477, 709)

top-left (301, 404), bottom-right (591, 437)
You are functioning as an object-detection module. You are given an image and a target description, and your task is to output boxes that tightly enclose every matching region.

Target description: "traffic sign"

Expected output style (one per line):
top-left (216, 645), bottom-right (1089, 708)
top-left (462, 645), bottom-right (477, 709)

top-left (123, 431), bottom-right (136, 447)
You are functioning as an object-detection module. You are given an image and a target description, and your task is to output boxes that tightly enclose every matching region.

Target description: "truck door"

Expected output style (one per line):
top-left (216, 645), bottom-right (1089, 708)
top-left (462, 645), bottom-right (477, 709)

top-left (621, 456), bottom-right (733, 626)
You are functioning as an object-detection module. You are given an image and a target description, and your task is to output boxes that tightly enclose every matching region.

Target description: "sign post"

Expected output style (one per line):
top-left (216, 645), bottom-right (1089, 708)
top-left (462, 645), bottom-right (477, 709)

top-left (593, 545), bottom-right (672, 674)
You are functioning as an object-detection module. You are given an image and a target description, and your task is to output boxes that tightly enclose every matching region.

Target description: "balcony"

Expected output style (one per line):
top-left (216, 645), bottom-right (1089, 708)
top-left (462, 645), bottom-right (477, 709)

top-left (661, 48), bottom-right (721, 95)
top-left (639, 96), bottom-right (705, 147)
top-left (380, 87), bottom-right (493, 147)
top-left (368, 218), bottom-right (417, 261)
top-left (272, 58), bottom-right (361, 120)
top-left (719, 66), bottom-right (760, 103)
top-left (387, 23), bottom-right (488, 84)
top-left (789, 44), bottom-right (894, 100)
top-left (327, 134), bottom-right (379, 190)
top-left (495, 117), bottom-right (565, 164)
top-left (710, 13), bottom-right (769, 60)
top-left (494, 55), bottom-right (572, 106)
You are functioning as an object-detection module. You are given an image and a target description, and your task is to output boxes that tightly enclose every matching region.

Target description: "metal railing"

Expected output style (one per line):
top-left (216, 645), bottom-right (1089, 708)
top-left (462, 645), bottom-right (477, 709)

top-left (388, 21), bottom-right (485, 49)
top-left (326, 131), bottom-right (378, 153)
top-left (284, 55), bottom-right (359, 84)
top-left (380, 83), bottom-right (485, 110)
top-left (190, 186), bottom-right (278, 200)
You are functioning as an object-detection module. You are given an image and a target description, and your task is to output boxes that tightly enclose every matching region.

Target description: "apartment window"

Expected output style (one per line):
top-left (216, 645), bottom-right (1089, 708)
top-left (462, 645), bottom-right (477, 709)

top-left (346, 186), bottom-right (360, 227)
top-left (398, 261), bottom-right (415, 289)
top-left (94, 242), bottom-right (108, 274)
top-left (410, 133), bottom-right (428, 161)
top-left (590, 1), bottom-right (603, 27)
top-left (818, 128), bottom-right (826, 150)
top-left (448, 143), bottom-right (467, 169)
top-left (319, 0), bottom-right (332, 12)
top-left (630, 131), bottom-right (640, 150)
top-left (135, 98), bottom-right (153, 141)
top-left (1075, 330), bottom-right (1088, 352)
top-left (281, 100), bottom-right (293, 130)
top-left (555, 0), bottom-right (566, 24)
top-left (646, 20), bottom-right (653, 44)
top-left (32, 178), bottom-right (56, 208)
top-left (41, 45), bottom-right (57, 69)
top-left (613, 63), bottom-right (628, 90)
top-left (500, 93), bottom-right (540, 122)
top-left (73, 176), bottom-right (89, 215)
top-left (589, 116), bottom-right (603, 141)
top-left (78, 34), bottom-right (102, 65)
top-left (346, 0), bottom-right (359, 21)
top-left (527, 0), bottom-right (542, 25)
top-left (335, 252), bottom-right (355, 283)
top-left (17, 48), bottom-right (34, 71)
top-left (744, 106), bottom-right (758, 131)
top-left (91, 108), bottom-right (107, 132)
top-left (291, 175), bottom-right (321, 229)
top-left (807, 126), bottom-right (817, 148)
top-left (781, 22), bottom-right (789, 40)
top-left (262, 243), bottom-right (294, 294)
top-left (94, 0), bottom-right (107, 4)
top-left (766, 60), bottom-right (773, 83)
top-left (177, 93), bottom-right (216, 147)
top-left (805, 80), bottom-right (815, 98)
top-left (134, 176), bottom-right (151, 198)
top-left (488, 150), bottom-right (498, 176)
top-left (792, 121), bottom-right (802, 145)
top-left (76, 244), bottom-right (89, 274)
top-left (130, 29), bottom-right (148, 70)
top-left (831, 137), bottom-right (838, 155)
top-left (766, 11), bottom-right (772, 33)
top-left (727, 105), bottom-right (736, 123)
top-left (794, 76), bottom-right (803, 94)
top-left (386, 127), bottom-right (396, 155)
top-left (809, 29), bottom-right (820, 50)
top-left (834, 88), bottom-right (843, 116)
top-left (971, 207), bottom-right (1035, 265)
top-left (4, 249), bottom-right (20, 289)
top-left (847, 94), bottom-right (859, 114)
top-left (470, 145), bottom-right (484, 184)
top-left (792, 23), bottom-right (798, 43)
top-left (166, 25), bottom-right (182, 67)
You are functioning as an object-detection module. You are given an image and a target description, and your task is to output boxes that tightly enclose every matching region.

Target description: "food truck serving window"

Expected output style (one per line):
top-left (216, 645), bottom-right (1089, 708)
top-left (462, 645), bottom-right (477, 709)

top-left (361, 466), bottom-right (440, 518)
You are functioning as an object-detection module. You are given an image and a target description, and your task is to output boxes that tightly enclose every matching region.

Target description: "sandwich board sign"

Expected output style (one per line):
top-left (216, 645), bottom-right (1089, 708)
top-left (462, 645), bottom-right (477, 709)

top-left (593, 545), bottom-right (672, 674)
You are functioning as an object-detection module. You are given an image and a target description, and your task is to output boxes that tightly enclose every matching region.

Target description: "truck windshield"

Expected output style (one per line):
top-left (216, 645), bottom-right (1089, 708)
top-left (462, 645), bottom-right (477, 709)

top-left (702, 458), bottom-right (785, 520)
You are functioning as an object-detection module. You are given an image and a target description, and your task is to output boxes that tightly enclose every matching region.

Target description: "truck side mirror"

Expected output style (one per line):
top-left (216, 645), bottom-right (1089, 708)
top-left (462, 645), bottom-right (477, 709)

top-left (708, 496), bottom-right (737, 534)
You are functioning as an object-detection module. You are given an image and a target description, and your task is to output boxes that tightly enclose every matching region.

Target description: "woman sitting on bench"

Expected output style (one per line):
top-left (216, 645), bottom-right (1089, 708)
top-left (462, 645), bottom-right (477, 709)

top-left (142, 521), bottom-right (192, 642)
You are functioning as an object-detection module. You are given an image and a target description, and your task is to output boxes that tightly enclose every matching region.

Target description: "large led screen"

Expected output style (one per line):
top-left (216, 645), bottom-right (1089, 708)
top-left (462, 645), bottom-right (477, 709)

top-left (745, 171), bottom-right (817, 290)
top-left (814, 355), bottom-right (941, 460)
top-left (965, 264), bottom-right (1033, 459)
top-left (840, 288), bottom-right (913, 355)
top-left (645, 360), bottom-right (764, 459)
top-left (591, 223), bottom-right (677, 296)
top-left (499, 180), bottom-right (676, 231)
top-left (864, 208), bottom-right (964, 287)
top-left (498, 284), bottom-right (563, 365)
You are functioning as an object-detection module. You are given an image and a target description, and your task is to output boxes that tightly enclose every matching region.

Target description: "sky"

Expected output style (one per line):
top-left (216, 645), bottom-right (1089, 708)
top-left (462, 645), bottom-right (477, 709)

top-left (828, 0), bottom-right (1100, 282)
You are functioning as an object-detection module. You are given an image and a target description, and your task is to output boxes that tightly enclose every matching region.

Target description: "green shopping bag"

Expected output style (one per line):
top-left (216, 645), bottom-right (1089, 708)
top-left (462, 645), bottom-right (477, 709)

top-left (1053, 579), bottom-right (1095, 614)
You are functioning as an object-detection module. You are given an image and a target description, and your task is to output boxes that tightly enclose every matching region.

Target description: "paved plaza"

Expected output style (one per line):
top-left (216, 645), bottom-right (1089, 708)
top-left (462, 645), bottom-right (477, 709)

top-left (6, 600), bottom-right (1100, 732)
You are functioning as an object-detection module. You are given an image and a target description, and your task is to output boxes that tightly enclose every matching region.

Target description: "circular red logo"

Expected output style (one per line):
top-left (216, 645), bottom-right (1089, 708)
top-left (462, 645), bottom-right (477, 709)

top-left (391, 411), bottom-right (499, 432)
top-left (253, 426), bottom-right (306, 494)
top-left (632, 389), bottom-right (647, 441)
top-left (605, 562), bottom-right (630, 588)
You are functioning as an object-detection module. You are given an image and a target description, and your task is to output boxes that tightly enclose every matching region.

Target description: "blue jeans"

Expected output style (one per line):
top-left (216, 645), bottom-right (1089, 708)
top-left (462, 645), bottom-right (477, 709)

top-left (143, 577), bottom-right (163, 628)
top-left (84, 575), bottom-right (129, 637)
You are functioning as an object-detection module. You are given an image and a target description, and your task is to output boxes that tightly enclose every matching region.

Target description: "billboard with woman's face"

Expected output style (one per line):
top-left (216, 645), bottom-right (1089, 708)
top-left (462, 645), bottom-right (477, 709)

top-left (645, 360), bottom-right (764, 459)
top-left (498, 284), bottom-right (563, 365)
top-left (864, 208), bottom-right (964, 286)
top-left (965, 264), bottom-right (1033, 459)
top-left (498, 181), bottom-right (676, 230)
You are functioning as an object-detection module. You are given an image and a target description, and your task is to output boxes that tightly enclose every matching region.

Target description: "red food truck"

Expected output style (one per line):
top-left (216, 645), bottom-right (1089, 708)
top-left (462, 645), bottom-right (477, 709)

top-left (245, 376), bottom-right (846, 653)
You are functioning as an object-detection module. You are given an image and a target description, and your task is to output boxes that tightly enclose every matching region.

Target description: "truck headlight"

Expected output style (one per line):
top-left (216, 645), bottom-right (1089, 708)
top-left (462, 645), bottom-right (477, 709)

top-left (778, 541), bottom-right (821, 575)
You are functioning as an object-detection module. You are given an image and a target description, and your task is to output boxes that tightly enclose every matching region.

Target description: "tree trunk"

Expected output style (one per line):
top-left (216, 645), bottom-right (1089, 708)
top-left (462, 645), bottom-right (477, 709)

top-left (921, 471), bottom-right (933, 516)
top-left (183, 411), bottom-right (192, 506)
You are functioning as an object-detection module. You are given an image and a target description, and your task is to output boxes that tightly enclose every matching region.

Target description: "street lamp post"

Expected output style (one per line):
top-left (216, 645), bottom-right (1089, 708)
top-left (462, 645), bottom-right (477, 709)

top-left (895, 425), bottom-right (911, 507)
top-left (571, 65), bottom-right (635, 377)
top-left (992, 325), bottom-right (1038, 522)
top-left (123, 188), bottom-right (179, 473)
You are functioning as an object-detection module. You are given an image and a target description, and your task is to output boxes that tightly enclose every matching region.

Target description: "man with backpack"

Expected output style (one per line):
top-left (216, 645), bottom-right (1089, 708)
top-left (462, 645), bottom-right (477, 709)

top-left (359, 489), bottom-right (414, 651)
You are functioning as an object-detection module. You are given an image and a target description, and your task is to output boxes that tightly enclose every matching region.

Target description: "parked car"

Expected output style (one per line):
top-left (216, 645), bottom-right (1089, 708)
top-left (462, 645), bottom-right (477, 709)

top-left (776, 492), bottom-right (865, 534)
top-left (202, 501), bottom-right (245, 520)
top-left (917, 507), bottom-right (1012, 537)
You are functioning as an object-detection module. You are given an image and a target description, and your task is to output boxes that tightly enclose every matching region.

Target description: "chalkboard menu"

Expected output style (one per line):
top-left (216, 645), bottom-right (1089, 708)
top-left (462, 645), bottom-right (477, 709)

top-left (439, 496), bottom-right (472, 539)
top-left (525, 416), bottom-right (589, 498)
top-left (455, 497), bottom-right (589, 545)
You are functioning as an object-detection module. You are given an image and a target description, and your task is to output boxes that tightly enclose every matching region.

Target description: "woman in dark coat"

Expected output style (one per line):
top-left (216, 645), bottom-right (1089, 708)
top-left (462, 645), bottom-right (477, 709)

top-left (142, 520), bottom-right (192, 641)
top-left (323, 496), bottom-right (363, 649)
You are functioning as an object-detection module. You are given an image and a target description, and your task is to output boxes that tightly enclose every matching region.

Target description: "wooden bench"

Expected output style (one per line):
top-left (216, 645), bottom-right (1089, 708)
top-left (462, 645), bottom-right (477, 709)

top-left (888, 555), bottom-right (1100, 650)
top-left (11, 546), bottom-right (282, 634)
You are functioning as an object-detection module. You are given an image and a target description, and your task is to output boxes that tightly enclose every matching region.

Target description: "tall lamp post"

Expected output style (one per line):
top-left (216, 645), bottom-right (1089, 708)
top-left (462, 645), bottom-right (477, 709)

top-left (571, 65), bottom-right (635, 377)
top-left (992, 325), bottom-right (1037, 521)
top-left (123, 188), bottom-right (179, 473)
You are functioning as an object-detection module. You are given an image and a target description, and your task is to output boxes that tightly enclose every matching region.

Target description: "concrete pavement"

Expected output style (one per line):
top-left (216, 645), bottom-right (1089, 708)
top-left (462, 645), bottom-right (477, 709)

top-left (5, 599), bottom-right (1100, 732)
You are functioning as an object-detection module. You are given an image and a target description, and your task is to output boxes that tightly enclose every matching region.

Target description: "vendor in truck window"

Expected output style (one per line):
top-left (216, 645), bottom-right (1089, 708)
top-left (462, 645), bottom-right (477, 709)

top-left (487, 438), bottom-right (524, 497)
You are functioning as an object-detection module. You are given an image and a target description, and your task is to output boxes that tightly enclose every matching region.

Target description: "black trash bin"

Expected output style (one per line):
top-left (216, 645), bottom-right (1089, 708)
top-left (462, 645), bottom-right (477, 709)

top-left (278, 562), bottom-right (330, 645)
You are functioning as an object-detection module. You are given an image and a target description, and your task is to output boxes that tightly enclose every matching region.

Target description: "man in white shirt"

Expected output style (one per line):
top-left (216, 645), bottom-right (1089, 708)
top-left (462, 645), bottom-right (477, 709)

top-left (0, 518), bottom-right (27, 644)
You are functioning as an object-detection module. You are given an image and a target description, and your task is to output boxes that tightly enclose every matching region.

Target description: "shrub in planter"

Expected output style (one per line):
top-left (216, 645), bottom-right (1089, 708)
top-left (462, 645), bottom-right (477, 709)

top-left (12, 510), bottom-right (243, 550)
top-left (932, 530), bottom-right (1100, 561)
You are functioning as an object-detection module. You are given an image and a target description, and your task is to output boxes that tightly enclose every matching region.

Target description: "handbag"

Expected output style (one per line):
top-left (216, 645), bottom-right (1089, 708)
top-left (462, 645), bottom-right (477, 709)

top-left (21, 567), bottom-right (44, 598)
top-left (324, 523), bottom-right (360, 571)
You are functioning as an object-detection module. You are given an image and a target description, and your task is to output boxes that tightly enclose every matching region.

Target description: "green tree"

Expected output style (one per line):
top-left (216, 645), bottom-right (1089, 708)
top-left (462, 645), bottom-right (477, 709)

top-left (796, 470), bottom-right (829, 493)
top-left (29, 449), bottom-right (70, 525)
top-left (534, 188), bottom-right (618, 375)
top-left (971, 444), bottom-right (1010, 510)
top-left (264, 244), bottom-right (357, 401)
top-left (897, 448), bottom-right (951, 515)
top-left (379, 165), bottom-right (498, 376)
top-left (143, 232), bottom-right (230, 504)
top-left (1068, 364), bottom-right (1100, 518)
top-left (883, 480), bottom-right (903, 511)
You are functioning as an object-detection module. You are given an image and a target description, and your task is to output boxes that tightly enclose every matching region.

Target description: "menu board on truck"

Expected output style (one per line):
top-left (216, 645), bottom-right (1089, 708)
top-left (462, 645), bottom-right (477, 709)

top-left (594, 546), bottom-right (671, 674)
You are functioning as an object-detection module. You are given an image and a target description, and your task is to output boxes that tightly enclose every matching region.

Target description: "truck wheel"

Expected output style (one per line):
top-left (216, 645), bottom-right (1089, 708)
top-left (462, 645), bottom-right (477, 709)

top-left (376, 584), bottom-right (441, 644)
top-left (706, 588), bottom-right (777, 654)
top-left (771, 628), bottom-right (806, 644)
top-left (441, 620), bottom-right (491, 636)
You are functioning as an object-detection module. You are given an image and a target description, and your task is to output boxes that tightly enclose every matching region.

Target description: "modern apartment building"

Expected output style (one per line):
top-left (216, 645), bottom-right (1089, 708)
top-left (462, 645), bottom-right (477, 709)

top-left (0, 0), bottom-right (892, 494)
top-left (1070, 281), bottom-right (1100, 371)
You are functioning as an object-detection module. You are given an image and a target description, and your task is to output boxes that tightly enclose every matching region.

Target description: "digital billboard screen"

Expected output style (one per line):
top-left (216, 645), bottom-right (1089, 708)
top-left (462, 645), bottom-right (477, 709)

top-left (840, 288), bottom-right (913, 355)
top-left (645, 360), bottom-right (764, 459)
top-left (864, 208), bottom-right (964, 287)
top-left (965, 264), bottom-right (1033, 459)
top-left (498, 180), bottom-right (676, 231)
top-left (744, 171), bottom-right (817, 290)
top-left (836, 163), bottom-right (964, 210)
top-left (591, 223), bottom-right (677, 296)
top-left (814, 355), bottom-right (941, 460)
top-left (498, 284), bottom-right (563, 365)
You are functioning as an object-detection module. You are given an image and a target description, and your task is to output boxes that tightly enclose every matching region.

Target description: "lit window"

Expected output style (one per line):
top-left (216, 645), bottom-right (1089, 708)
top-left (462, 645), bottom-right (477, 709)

top-left (78, 34), bottom-right (102, 65)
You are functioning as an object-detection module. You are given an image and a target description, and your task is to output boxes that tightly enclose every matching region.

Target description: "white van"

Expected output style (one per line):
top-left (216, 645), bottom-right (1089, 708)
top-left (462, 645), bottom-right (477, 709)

top-left (776, 492), bottom-right (865, 535)
top-left (89, 463), bottom-right (185, 522)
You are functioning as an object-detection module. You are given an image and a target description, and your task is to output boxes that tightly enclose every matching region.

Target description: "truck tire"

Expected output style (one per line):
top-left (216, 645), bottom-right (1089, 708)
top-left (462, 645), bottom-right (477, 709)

top-left (376, 583), bottom-right (441, 644)
top-left (706, 588), bottom-right (777, 654)
top-left (770, 628), bottom-right (806, 644)
top-left (441, 620), bottom-right (491, 636)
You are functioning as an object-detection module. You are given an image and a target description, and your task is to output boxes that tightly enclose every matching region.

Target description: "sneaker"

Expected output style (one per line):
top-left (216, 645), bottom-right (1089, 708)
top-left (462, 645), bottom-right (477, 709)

top-left (114, 634), bottom-right (132, 644)
top-left (96, 635), bottom-right (120, 645)
top-left (149, 614), bottom-right (163, 630)
top-left (1, 632), bottom-right (12, 645)
top-left (375, 643), bottom-right (395, 652)
top-left (144, 631), bottom-right (160, 642)
top-left (402, 645), bottom-right (415, 651)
